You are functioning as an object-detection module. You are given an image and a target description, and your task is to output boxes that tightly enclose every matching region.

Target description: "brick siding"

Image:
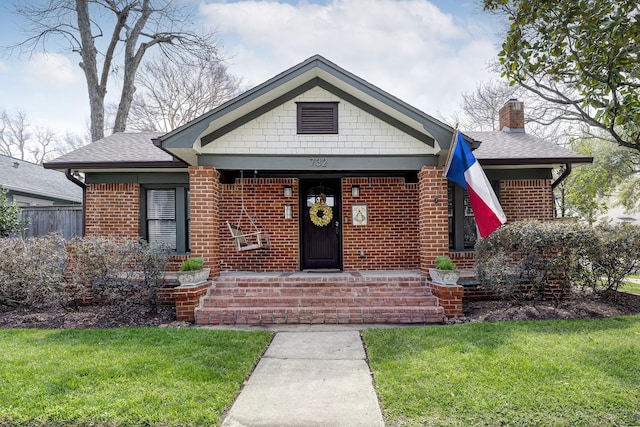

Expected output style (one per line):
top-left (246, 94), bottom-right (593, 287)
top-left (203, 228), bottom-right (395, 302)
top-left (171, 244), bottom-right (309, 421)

top-left (188, 166), bottom-right (221, 278)
top-left (85, 183), bottom-right (140, 238)
top-left (501, 179), bottom-right (554, 223)
top-left (418, 166), bottom-right (450, 275)
top-left (342, 177), bottom-right (420, 270)
top-left (220, 178), bottom-right (299, 271)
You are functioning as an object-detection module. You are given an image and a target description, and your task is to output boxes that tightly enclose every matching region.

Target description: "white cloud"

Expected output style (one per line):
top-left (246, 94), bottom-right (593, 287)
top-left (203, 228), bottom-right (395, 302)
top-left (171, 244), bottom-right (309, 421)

top-left (0, 61), bottom-right (8, 73)
top-left (23, 52), bottom-right (82, 88)
top-left (200, 0), bottom-right (500, 121)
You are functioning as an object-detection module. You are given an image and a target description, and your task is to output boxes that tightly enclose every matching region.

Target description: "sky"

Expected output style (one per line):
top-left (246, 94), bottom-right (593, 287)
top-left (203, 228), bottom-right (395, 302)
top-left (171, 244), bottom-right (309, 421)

top-left (0, 0), bottom-right (504, 141)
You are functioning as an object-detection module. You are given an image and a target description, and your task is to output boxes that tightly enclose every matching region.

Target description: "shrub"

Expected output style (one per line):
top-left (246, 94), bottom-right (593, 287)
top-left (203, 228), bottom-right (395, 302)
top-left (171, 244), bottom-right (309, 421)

top-left (0, 185), bottom-right (28, 237)
top-left (0, 235), bottom-right (173, 315)
top-left (476, 221), bottom-right (640, 302)
top-left (434, 256), bottom-right (456, 270)
top-left (0, 234), bottom-right (68, 310)
top-left (179, 257), bottom-right (204, 271)
top-left (67, 237), bottom-right (171, 315)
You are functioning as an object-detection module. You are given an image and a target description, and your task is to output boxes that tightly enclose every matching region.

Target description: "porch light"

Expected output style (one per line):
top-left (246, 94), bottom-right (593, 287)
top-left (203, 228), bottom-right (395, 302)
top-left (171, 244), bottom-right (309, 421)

top-left (284, 186), bottom-right (293, 197)
top-left (351, 185), bottom-right (360, 198)
top-left (284, 204), bottom-right (293, 219)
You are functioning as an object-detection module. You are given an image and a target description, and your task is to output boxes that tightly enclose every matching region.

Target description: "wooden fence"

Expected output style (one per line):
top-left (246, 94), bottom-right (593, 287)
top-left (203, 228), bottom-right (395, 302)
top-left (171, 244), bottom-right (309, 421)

top-left (19, 206), bottom-right (83, 240)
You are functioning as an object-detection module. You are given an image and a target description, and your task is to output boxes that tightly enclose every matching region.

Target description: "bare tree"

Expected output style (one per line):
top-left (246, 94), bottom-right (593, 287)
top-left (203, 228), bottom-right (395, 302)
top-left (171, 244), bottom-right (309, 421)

top-left (8, 0), bottom-right (222, 142)
top-left (123, 56), bottom-right (241, 132)
top-left (0, 109), bottom-right (87, 163)
top-left (458, 77), bottom-right (586, 145)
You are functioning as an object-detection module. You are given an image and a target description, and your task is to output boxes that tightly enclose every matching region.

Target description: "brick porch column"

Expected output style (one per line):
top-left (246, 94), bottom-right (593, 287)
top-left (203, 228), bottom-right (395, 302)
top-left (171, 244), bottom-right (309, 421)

top-left (188, 166), bottom-right (221, 278)
top-left (418, 165), bottom-right (449, 275)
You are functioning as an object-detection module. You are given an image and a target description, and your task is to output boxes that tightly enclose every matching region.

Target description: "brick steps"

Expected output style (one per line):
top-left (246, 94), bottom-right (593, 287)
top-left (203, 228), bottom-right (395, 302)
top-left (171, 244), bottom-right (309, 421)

top-left (194, 275), bottom-right (445, 325)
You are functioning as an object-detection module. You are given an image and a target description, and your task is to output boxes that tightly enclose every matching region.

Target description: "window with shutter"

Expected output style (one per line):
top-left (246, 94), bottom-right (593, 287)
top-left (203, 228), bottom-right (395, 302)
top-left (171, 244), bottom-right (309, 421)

top-left (297, 102), bottom-right (338, 134)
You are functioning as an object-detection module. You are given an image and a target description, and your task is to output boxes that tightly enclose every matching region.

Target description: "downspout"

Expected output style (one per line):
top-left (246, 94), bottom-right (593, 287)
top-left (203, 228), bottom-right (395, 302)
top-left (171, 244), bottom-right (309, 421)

top-left (551, 163), bottom-right (572, 190)
top-left (65, 169), bottom-right (86, 237)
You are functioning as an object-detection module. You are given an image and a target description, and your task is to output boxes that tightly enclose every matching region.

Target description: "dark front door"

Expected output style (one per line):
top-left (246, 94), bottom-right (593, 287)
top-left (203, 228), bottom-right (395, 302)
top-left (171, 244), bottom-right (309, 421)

top-left (301, 179), bottom-right (342, 270)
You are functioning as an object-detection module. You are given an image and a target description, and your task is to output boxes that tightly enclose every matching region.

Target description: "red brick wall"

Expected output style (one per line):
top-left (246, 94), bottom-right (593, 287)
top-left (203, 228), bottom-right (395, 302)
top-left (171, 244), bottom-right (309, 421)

top-left (188, 166), bottom-right (221, 278)
top-left (342, 177), bottom-right (420, 270)
top-left (449, 251), bottom-right (476, 269)
top-left (418, 166), bottom-right (450, 275)
top-left (219, 178), bottom-right (299, 271)
top-left (85, 183), bottom-right (140, 238)
top-left (500, 179), bottom-right (553, 223)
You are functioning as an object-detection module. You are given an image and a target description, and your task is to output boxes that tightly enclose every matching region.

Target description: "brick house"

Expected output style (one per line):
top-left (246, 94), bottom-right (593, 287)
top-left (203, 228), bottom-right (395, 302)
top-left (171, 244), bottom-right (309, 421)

top-left (45, 55), bottom-right (591, 324)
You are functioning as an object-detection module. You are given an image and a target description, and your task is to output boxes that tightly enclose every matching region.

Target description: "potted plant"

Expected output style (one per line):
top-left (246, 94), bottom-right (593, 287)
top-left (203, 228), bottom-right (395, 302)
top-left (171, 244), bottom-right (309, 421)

top-left (428, 256), bottom-right (460, 285)
top-left (176, 257), bottom-right (210, 285)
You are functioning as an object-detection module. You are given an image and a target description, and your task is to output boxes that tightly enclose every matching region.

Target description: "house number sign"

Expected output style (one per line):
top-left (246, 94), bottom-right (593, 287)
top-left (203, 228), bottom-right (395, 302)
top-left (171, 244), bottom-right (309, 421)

top-left (309, 158), bottom-right (328, 168)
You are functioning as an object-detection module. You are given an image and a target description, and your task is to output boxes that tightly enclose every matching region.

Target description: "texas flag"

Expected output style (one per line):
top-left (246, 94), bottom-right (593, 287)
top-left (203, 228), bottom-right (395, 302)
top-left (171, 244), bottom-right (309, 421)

top-left (444, 130), bottom-right (507, 238)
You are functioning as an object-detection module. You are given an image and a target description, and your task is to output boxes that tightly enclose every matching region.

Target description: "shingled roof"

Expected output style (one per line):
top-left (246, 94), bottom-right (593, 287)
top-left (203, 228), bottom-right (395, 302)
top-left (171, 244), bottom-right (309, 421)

top-left (44, 132), bottom-right (188, 170)
top-left (0, 155), bottom-right (82, 203)
top-left (466, 131), bottom-right (592, 166)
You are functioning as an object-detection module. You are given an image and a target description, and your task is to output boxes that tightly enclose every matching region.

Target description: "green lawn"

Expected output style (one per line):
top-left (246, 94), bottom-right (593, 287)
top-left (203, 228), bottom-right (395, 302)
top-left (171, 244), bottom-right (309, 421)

top-left (0, 327), bottom-right (272, 426)
top-left (621, 277), bottom-right (640, 294)
top-left (363, 316), bottom-right (640, 427)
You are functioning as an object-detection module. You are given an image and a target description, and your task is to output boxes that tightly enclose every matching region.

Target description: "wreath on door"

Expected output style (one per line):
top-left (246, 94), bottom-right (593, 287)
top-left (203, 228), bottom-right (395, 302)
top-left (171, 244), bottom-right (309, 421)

top-left (309, 194), bottom-right (333, 227)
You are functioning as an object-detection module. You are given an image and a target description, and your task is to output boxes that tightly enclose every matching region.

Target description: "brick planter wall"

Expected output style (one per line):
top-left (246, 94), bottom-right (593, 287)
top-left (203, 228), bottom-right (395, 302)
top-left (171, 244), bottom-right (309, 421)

top-left (174, 282), bottom-right (211, 322)
top-left (342, 177), bottom-right (419, 270)
top-left (427, 282), bottom-right (463, 319)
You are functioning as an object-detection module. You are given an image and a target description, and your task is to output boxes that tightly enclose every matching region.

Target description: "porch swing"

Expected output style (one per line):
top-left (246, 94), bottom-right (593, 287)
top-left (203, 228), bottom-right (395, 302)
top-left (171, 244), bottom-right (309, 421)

top-left (226, 171), bottom-right (271, 252)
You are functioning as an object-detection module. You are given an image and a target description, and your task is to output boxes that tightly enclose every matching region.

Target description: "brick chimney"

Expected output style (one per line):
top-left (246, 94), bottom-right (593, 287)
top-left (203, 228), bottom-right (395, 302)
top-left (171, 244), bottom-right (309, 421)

top-left (499, 99), bottom-right (525, 132)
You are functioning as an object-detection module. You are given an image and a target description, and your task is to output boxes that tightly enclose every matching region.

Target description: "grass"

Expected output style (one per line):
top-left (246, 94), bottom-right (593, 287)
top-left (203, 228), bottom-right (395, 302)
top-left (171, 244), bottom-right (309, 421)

top-left (622, 275), bottom-right (640, 294)
top-left (363, 316), bottom-right (640, 427)
top-left (0, 327), bottom-right (272, 426)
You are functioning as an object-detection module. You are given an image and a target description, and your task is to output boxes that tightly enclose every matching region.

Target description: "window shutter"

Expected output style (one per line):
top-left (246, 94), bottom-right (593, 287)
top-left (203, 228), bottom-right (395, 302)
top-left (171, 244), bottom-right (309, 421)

top-left (297, 102), bottom-right (338, 134)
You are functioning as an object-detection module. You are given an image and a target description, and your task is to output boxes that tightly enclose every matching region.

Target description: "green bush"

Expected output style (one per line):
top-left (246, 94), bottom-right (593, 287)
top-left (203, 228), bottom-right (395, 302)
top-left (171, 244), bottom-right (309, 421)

top-left (179, 257), bottom-right (204, 271)
top-left (476, 221), bottom-right (640, 302)
top-left (435, 256), bottom-right (456, 270)
top-left (0, 185), bottom-right (28, 237)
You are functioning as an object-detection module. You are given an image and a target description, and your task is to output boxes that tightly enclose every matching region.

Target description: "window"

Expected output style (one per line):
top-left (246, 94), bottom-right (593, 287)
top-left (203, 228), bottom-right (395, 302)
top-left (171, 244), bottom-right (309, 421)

top-left (297, 102), bottom-right (338, 134)
top-left (448, 184), bottom-right (479, 250)
top-left (143, 186), bottom-right (189, 253)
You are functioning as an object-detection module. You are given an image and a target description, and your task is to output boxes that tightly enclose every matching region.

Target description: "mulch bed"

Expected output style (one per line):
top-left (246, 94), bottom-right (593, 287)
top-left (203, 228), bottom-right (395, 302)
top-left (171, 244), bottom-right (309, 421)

top-left (1, 292), bottom-right (639, 329)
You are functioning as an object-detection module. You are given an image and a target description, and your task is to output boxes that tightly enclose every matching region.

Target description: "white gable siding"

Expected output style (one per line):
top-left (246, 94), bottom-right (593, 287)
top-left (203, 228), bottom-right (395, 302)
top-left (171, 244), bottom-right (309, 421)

top-left (200, 87), bottom-right (434, 156)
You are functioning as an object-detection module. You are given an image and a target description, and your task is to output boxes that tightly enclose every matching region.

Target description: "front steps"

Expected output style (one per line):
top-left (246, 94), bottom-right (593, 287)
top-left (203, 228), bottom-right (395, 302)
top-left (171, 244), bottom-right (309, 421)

top-left (194, 271), bottom-right (445, 325)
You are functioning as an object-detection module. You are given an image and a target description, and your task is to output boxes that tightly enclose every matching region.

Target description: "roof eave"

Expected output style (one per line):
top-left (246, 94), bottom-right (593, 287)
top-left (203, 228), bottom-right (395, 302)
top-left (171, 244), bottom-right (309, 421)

top-left (43, 160), bottom-right (190, 171)
top-left (479, 157), bottom-right (594, 166)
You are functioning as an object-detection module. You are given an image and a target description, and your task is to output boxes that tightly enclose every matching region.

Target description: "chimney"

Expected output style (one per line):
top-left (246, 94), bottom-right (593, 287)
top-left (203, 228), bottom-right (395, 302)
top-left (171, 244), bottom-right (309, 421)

top-left (499, 99), bottom-right (525, 132)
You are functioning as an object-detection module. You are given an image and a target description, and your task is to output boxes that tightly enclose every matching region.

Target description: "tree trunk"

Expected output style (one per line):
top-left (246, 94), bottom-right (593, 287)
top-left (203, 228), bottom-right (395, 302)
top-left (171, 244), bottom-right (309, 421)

top-left (75, 0), bottom-right (105, 142)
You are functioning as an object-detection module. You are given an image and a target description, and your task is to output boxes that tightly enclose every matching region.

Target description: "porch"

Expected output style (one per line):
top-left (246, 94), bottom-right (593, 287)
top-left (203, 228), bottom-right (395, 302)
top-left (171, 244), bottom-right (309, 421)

top-left (173, 270), bottom-right (471, 325)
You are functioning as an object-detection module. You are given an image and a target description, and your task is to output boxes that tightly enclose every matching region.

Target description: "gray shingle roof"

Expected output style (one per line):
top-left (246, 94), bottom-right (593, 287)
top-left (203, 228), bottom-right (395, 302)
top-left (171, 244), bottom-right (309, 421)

top-left (44, 132), bottom-right (177, 166)
top-left (0, 155), bottom-right (82, 203)
top-left (466, 130), bottom-right (592, 164)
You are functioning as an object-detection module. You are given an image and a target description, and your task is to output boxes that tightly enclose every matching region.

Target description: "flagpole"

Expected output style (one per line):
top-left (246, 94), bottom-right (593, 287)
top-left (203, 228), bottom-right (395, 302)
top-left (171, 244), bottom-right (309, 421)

top-left (443, 123), bottom-right (459, 177)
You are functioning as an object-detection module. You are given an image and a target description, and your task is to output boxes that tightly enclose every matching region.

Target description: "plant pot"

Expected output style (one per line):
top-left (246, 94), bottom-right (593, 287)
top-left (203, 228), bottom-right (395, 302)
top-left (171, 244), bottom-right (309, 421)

top-left (428, 268), bottom-right (460, 285)
top-left (176, 268), bottom-right (211, 285)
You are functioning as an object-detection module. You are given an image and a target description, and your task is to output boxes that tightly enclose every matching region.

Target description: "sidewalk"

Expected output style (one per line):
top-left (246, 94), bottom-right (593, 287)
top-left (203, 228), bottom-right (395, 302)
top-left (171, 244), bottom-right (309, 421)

top-left (220, 328), bottom-right (385, 427)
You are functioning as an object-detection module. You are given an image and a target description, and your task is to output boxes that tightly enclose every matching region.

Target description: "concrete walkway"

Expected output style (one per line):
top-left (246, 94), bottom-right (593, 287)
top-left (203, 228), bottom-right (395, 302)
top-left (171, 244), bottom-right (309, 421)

top-left (220, 329), bottom-right (385, 427)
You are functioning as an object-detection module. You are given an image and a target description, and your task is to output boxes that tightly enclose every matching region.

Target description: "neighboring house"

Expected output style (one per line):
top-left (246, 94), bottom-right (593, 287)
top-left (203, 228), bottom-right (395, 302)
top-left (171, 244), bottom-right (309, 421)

top-left (1, 155), bottom-right (83, 238)
top-left (44, 55), bottom-right (591, 324)
top-left (1, 154), bottom-right (82, 206)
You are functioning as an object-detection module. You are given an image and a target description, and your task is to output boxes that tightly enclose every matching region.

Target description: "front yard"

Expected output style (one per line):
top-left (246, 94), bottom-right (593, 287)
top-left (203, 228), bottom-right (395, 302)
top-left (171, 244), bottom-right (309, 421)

top-left (363, 315), bottom-right (640, 427)
top-left (0, 327), bottom-right (272, 426)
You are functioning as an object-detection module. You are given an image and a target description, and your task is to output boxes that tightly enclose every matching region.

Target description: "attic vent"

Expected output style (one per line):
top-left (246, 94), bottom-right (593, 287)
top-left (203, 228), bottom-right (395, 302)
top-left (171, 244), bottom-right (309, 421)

top-left (297, 102), bottom-right (338, 134)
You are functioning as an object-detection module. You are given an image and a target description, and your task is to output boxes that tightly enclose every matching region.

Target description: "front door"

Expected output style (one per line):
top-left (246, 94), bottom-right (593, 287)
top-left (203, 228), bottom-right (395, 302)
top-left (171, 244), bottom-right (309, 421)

top-left (300, 179), bottom-right (342, 270)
